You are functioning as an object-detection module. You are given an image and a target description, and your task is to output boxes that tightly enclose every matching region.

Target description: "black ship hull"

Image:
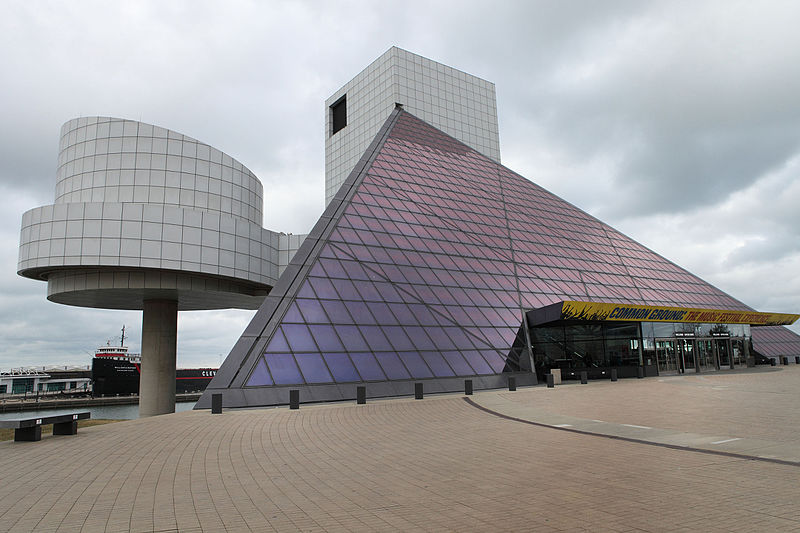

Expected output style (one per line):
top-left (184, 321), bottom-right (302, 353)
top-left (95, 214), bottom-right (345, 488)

top-left (92, 359), bottom-right (217, 396)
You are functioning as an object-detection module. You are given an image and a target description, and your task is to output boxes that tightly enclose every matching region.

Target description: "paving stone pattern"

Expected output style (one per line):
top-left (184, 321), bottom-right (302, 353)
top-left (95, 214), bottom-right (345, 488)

top-left (1, 368), bottom-right (799, 532)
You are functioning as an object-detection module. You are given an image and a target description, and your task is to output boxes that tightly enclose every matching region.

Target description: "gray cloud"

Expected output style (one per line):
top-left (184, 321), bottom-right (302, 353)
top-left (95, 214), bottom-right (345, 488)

top-left (2, 0), bottom-right (800, 367)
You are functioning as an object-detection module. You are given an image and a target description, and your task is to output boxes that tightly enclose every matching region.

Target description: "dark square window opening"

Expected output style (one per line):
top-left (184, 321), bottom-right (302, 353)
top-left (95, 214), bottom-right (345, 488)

top-left (331, 95), bottom-right (347, 135)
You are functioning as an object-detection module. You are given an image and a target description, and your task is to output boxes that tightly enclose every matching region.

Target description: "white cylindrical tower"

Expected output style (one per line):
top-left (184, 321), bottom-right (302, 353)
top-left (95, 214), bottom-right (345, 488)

top-left (18, 117), bottom-right (284, 415)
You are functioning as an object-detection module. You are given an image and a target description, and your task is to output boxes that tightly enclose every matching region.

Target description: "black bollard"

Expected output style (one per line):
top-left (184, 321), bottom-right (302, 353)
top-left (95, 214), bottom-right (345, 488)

top-left (610, 368), bottom-right (618, 382)
top-left (771, 358), bottom-right (776, 366)
top-left (637, 367), bottom-right (644, 378)
top-left (415, 382), bottom-right (423, 399)
top-left (356, 386), bottom-right (366, 404)
top-left (546, 374), bottom-right (554, 388)
top-left (289, 389), bottom-right (299, 409)
top-left (782, 356), bottom-right (789, 365)
top-left (508, 377), bottom-right (516, 391)
top-left (464, 379), bottom-right (473, 396)
top-left (580, 371), bottom-right (588, 384)
top-left (211, 393), bottom-right (223, 414)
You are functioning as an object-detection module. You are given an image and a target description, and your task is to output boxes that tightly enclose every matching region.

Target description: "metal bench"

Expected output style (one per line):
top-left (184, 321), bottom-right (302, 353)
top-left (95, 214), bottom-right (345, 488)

top-left (0, 412), bottom-right (91, 442)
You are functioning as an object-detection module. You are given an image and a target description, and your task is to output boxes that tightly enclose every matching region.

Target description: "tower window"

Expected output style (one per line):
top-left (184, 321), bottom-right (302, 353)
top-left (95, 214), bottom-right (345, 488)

top-left (331, 96), bottom-right (347, 135)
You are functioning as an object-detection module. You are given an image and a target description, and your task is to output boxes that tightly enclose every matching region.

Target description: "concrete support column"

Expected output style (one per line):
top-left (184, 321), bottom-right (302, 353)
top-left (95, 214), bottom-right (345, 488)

top-left (139, 299), bottom-right (178, 417)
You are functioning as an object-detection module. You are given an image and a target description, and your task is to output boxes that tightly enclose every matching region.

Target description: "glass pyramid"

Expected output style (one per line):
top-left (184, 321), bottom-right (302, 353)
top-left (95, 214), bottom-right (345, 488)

top-left (198, 108), bottom-right (798, 408)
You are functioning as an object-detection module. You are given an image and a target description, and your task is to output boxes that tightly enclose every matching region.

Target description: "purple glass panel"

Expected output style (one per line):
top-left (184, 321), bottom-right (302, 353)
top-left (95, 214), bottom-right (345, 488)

top-left (282, 302), bottom-right (304, 323)
top-left (264, 328), bottom-right (291, 353)
top-left (425, 327), bottom-right (457, 350)
top-left (461, 350), bottom-right (493, 375)
top-left (340, 260), bottom-right (369, 280)
top-left (434, 269), bottom-right (457, 286)
top-left (309, 277), bottom-right (338, 299)
top-left (354, 280), bottom-right (382, 301)
top-left (432, 286), bottom-right (457, 305)
top-left (447, 305), bottom-right (475, 326)
top-left (383, 326), bottom-right (415, 351)
top-left (387, 249), bottom-right (411, 267)
top-left (350, 352), bottom-right (386, 381)
top-left (265, 353), bottom-right (304, 385)
top-left (374, 232), bottom-right (397, 248)
top-left (282, 324), bottom-right (317, 352)
top-left (334, 279), bottom-right (362, 300)
top-left (309, 263), bottom-right (326, 277)
top-left (319, 243), bottom-right (337, 258)
top-left (321, 300), bottom-right (353, 323)
top-left (480, 307), bottom-right (508, 327)
top-left (414, 285), bottom-right (442, 305)
top-left (447, 287), bottom-right (470, 304)
top-left (398, 266), bottom-right (424, 283)
top-left (363, 247), bottom-right (387, 264)
top-left (479, 290), bottom-right (504, 307)
top-left (336, 227), bottom-right (362, 244)
top-left (477, 327), bottom-right (515, 348)
top-left (366, 302), bottom-right (395, 324)
top-left (444, 327), bottom-right (477, 350)
top-left (308, 325), bottom-right (344, 351)
top-left (319, 258), bottom-right (347, 278)
top-left (362, 216), bottom-right (383, 231)
top-left (322, 353), bottom-right (361, 382)
top-left (387, 303), bottom-right (417, 325)
top-left (335, 325), bottom-right (370, 351)
top-left (405, 250), bottom-right (425, 266)
top-left (380, 264), bottom-right (407, 283)
top-left (364, 263), bottom-right (385, 282)
top-left (297, 280), bottom-right (315, 298)
top-left (295, 353), bottom-right (333, 383)
top-left (296, 298), bottom-right (328, 323)
top-left (480, 350), bottom-right (507, 373)
top-left (357, 230), bottom-right (381, 247)
top-left (404, 326), bottom-right (436, 350)
top-left (423, 253), bottom-right (443, 269)
top-left (346, 244), bottom-right (373, 262)
top-left (406, 304), bottom-right (437, 325)
top-left (375, 352), bottom-right (411, 380)
top-left (418, 268), bottom-right (439, 284)
top-left (346, 301), bottom-right (377, 324)
top-left (463, 288), bottom-right (488, 306)
top-left (246, 358), bottom-right (273, 386)
top-left (397, 352), bottom-right (433, 379)
top-left (358, 325), bottom-right (393, 351)
top-left (419, 351), bottom-right (456, 377)
top-left (373, 282), bottom-right (403, 303)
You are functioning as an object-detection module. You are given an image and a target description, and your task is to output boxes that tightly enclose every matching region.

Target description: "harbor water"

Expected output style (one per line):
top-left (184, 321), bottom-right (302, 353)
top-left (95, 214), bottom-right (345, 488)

top-left (0, 401), bottom-right (196, 421)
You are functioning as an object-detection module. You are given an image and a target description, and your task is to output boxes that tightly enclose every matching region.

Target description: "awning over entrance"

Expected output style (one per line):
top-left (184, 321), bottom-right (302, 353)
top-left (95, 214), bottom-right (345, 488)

top-left (527, 301), bottom-right (800, 327)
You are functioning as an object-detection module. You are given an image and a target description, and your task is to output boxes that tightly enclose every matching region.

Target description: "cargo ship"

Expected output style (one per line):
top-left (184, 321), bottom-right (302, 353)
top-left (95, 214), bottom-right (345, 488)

top-left (92, 327), bottom-right (217, 396)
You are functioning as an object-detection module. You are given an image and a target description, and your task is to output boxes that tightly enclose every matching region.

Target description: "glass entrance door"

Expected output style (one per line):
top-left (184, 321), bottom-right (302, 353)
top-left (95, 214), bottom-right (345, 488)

top-left (715, 339), bottom-right (732, 369)
top-left (677, 339), bottom-right (696, 373)
top-left (731, 339), bottom-right (745, 366)
top-left (696, 339), bottom-right (716, 371)
top-left (655, 339), bottom-right (678, 373)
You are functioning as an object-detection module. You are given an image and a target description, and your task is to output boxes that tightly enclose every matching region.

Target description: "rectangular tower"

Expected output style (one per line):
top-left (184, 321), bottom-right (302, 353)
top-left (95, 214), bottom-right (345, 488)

top-left (324, 46), bottom-right (501, 205)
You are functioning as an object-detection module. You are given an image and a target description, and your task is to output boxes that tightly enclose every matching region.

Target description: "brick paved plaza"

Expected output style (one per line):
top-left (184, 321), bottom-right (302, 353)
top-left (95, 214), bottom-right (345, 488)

top-left (1, 367), bottom-right (799, 532)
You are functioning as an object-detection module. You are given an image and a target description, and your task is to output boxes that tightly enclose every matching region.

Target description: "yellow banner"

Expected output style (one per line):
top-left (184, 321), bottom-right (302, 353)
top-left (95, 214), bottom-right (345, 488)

top-left (560, 301), bottom-right (799, 326)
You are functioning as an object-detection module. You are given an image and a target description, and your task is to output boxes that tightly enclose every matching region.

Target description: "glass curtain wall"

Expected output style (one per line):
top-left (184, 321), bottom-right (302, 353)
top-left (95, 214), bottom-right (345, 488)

top-left (532, 320), bottom-right (752, 379)
top-left (531, 321), bottom-right (641, 380)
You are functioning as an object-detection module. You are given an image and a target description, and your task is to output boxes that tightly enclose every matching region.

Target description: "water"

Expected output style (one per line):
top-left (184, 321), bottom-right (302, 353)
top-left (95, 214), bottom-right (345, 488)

top-left (0, 401), bottom-right (196, 421)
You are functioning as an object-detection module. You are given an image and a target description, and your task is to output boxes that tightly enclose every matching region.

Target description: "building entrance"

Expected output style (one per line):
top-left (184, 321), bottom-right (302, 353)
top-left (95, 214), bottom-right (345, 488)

top-left (696, 339), bottom-right (716, 371)
top-left (655, 339), bottom-right (678, 372)
top-left (677, 338), bottom-right (696, 373)
top-left (655, 337), bottom-right (748, 374)
top-left (714, 337), bottom-right (748, 369)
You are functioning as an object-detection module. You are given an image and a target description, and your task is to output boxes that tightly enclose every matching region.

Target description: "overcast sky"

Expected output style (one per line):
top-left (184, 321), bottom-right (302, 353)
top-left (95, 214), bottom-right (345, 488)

top-left (2, 0), bottom-right (799, 370)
